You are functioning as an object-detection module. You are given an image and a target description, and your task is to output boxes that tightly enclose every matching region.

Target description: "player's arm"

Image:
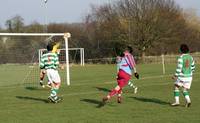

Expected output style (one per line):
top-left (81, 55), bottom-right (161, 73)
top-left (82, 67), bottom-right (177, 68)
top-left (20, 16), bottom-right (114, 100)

top-left (133, 68), bottom-right (139, 79)
top-left (125, 54), bottom-right (139, 79)
top-left (116, 56), bottom-right (121, 72)
top-left (173, 56), bottom-right (183, 79)
top-left (191, 58), bottom-right (195, 72)
top-left (40, 57), bottom-right (45, 69)
top-left (52, 42), bottom-right (60, 53)
top-left (54, 54), bottom-right (59, 68)
top-left (129, 55), bottom-right (139, 79)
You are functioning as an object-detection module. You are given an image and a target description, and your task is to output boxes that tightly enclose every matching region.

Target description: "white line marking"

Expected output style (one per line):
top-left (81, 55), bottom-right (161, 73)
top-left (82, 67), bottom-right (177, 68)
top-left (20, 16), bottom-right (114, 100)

top-left (61, 76), bottom-right (199, 97)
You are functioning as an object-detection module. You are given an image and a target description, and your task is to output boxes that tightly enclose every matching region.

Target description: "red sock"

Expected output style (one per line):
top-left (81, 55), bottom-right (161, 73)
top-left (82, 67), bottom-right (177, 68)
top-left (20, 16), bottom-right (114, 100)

top-left (117, 88), bottom-right (122, 95)
top-left (108, 89), bottom-right (118, 97)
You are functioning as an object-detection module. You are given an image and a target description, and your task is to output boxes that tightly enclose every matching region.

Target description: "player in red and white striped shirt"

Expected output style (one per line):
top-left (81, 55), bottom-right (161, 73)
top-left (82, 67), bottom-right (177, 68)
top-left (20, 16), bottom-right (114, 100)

top-left (102, 46), bottom-right (139, 104)
top-left (124, 47), bottom-right (139, 94)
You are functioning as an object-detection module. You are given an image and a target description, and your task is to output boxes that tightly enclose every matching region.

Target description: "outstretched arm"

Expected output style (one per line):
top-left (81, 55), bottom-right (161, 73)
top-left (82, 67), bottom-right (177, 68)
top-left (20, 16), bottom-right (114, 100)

top-left (52, 42), bottom-right (60, 53)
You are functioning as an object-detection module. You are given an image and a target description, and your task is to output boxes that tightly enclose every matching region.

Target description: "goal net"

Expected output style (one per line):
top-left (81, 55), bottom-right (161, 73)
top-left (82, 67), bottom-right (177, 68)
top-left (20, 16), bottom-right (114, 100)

top-left (38, 48), bottom-right (84, 66)
top-left (0, 33), bottom-right (72, 88)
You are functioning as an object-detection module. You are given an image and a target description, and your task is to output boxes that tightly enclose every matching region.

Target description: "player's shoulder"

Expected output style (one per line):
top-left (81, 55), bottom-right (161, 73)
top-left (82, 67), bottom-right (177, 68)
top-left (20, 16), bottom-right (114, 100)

top-left (46, 52), bottom-right (57, 56)
top-left (41, 52), bottom-right (54, 57)
top-left (178, 54), bottom-right (184, 58)
top-left (182, 53), bottom-right (193, 58)
top-left (41, 53), bottom-right (48, 57)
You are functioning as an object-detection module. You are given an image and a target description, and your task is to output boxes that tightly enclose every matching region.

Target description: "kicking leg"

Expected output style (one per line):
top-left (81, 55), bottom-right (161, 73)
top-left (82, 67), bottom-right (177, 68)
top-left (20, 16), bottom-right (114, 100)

top-left (117, 88), bottom-right (122, 103)
top-left (103, 86), bottom-right (120, 101)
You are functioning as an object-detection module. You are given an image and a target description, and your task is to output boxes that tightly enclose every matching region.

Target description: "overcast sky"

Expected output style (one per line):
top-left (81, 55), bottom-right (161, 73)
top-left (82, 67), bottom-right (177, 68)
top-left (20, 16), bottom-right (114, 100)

top-left (0, 0), bottom-right (200, 28)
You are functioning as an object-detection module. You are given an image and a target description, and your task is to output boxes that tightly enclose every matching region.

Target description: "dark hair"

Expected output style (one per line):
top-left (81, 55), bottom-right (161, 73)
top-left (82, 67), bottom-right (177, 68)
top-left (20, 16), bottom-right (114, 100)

top-left (180, 44), bottom-right (189, 53)
top-left (125, 46), bottom-right (133, 53)
top-left (115, 47), bottom-right (124, 57)
top-left (47, 44), bottom-right (53, 51)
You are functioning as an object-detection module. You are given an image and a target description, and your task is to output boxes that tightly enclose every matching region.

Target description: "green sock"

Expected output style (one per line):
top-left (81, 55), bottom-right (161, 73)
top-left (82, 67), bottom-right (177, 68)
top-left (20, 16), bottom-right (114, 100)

top-left (174, 90), bottom-right (180, 96)
top-left (183, 91), bottom-right (191, 103)
top-left (183, 91), bottom-right (189, 96)
top-left (50, 88), bottom-right (59, 97)
top-left (174, 90), bottom-right (180, 103)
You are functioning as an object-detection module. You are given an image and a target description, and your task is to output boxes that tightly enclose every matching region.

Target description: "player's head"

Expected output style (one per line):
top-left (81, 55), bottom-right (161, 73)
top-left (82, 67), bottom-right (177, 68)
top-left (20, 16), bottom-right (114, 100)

top-left (180, 44), bottom-right (189, 53)
top-left (47, 43), bottom-right (53, 51)
top-left (125, 45), bottom-right (133, 54)
top-left (114, 42), bottom-right (126, 57)
top-left (115, 47), bottom-right (124, 57)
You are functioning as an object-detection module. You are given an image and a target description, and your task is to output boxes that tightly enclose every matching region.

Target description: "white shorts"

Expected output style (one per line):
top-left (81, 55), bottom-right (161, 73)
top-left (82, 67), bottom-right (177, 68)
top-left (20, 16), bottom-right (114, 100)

top-left (46, 69), bottom-right (61, 84)
top-left (175, 77), bottom-right (192, 89)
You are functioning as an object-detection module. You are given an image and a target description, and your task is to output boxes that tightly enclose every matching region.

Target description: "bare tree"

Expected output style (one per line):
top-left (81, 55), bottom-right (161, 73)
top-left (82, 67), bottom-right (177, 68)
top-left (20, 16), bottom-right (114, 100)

top-left (5, 15), bottom-right (24, 32)
top-left (84, 0), bottom-right (198, 57)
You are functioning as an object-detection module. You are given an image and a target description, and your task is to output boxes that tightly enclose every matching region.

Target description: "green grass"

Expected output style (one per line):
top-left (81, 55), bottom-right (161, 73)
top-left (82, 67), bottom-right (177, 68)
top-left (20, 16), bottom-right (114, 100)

top-left (0, 64), bottom-right (200, 123)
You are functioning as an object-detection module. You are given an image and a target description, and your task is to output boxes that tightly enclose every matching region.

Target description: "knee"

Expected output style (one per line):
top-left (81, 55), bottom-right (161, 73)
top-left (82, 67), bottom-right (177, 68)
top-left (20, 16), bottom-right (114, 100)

top-left (183, 88), bottom-right (188, 92)
top-left (115, 85), bottom-right (121, 91)
top-left (174, 86), bottom-right (179, 90)
top-left (52, 82), bottom-right (61, 89)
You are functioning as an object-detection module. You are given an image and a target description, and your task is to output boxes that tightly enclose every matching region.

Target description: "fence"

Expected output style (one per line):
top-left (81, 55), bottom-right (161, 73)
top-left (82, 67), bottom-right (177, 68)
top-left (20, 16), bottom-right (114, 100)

top-left (84, 53), bottom-right (200, 64)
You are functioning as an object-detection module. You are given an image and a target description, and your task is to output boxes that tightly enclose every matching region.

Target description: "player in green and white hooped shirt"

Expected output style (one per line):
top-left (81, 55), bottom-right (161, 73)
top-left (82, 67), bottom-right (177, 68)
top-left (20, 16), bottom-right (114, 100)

top-left (39, 43), bottom-right (60, 89)
top-left (171, 44), bottom-right (195, 107)
top-left (40, 44), bottom-right (62, 103)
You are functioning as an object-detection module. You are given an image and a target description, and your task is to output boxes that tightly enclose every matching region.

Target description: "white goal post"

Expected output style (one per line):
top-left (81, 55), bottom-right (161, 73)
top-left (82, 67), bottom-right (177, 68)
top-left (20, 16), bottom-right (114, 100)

top-left (0, 33), bottom-right (71, 86)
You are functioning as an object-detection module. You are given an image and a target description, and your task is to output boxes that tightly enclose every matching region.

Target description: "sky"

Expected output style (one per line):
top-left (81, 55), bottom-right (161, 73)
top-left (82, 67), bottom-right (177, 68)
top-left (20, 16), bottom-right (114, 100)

top-left (0, 0), bottom-right (200, 28)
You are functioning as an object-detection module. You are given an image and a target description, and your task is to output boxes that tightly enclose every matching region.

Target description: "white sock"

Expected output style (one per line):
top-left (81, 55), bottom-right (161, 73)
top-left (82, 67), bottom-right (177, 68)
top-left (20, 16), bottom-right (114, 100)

top-left (185, 95), bottom-right (191, 103)
top-left (128, 81), bottom-right (136, 88)
top-left (175, 96), bottom-right (180, 104)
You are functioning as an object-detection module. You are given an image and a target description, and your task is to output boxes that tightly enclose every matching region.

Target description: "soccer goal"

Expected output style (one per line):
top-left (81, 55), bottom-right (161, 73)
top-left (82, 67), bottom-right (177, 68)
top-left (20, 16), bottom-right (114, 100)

top-left (0, 33), bottom-right (72, 87)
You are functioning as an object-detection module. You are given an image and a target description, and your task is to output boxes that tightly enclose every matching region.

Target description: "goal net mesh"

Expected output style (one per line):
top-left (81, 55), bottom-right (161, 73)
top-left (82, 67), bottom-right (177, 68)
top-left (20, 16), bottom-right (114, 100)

top-left (0, 34), bottom-right (78, 87)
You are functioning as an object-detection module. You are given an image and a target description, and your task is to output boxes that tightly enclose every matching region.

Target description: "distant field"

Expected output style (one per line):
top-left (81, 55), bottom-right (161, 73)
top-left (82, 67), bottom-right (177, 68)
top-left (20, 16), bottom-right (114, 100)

top-left (0, 64), bottom-right (199, 123)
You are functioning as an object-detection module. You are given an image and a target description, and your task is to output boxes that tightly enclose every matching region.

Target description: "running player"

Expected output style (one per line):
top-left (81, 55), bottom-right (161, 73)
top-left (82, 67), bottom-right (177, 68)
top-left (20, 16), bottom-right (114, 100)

top-left (102, 46), bottom-right (139, 104)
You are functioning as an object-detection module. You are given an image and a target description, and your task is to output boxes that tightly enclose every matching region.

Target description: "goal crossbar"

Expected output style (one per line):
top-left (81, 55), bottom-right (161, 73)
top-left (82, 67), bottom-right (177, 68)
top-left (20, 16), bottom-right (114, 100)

top-left (0, 33), bottom-right (65, 36)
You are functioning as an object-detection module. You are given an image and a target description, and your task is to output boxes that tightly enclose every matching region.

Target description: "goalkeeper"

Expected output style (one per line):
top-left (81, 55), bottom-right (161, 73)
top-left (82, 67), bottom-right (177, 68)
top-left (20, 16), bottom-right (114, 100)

top-left (102, 46), bottom-right (139, 104)
top-left (171, 44), bottom-right (195, 107)
top-left (40, 43), bottom-right (62, 103)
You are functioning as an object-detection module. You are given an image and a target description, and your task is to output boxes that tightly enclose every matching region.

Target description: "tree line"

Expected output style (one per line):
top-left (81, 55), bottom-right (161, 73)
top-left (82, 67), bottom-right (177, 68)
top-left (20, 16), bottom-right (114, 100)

top-left (0, 0), bottom-right (200, 63)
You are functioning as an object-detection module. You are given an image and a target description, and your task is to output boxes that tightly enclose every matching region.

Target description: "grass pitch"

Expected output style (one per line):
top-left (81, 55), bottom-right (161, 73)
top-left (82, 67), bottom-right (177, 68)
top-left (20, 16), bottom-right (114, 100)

top-left (0, 64), bottom-right (200, 123)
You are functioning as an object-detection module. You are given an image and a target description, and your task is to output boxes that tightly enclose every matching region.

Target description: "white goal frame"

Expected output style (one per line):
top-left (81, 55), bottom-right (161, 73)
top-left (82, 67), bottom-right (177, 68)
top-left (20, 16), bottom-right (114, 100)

top-left (0, 33), bottom-right (71, 86)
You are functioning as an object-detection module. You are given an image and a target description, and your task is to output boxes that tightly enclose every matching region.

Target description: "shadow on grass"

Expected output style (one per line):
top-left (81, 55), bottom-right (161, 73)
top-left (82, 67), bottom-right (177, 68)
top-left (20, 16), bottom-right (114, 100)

top-left (95, 87), bottom-right (111, 92)
top-left (25, 86), bottom-right (49, 91)
top-left (80, 99), bottom-right (106, 108)
top-left (25, 86), bottom-right (40, 91)
top-left (16, 96), bottom-right (49, 103)
top-left (131, 96), bottom-right (170, 105)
